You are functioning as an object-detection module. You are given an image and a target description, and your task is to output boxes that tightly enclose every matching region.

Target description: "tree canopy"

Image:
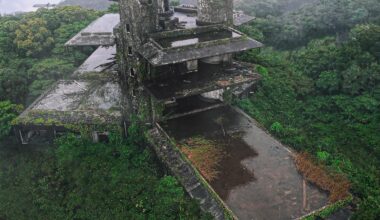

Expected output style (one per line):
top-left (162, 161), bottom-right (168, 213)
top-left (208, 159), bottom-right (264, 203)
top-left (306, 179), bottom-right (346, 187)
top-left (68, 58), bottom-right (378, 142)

top-left (0, 6), bottom-right (100, 105)
top-left (237, 5), bottom-right (380, 217)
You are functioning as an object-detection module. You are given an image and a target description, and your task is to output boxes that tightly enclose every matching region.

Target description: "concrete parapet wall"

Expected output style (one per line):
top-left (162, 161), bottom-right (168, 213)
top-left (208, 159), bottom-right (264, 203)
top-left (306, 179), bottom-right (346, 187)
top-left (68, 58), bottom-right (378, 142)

top-left (147, 126), bottom-right (234, 220)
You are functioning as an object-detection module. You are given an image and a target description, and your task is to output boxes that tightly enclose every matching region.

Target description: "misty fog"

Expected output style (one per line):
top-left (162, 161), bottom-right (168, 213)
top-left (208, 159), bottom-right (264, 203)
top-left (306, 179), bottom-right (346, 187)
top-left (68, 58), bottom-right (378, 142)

top-left (0, 0), bottom-right (62, 14)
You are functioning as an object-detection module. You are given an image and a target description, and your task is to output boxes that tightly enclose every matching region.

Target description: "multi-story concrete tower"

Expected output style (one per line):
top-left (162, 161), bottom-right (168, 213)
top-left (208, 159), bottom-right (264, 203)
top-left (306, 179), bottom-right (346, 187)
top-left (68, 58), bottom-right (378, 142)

top-left (14, 0), bottom-right (261, 142)
top-left (116, 0), bottom-right (262, 124)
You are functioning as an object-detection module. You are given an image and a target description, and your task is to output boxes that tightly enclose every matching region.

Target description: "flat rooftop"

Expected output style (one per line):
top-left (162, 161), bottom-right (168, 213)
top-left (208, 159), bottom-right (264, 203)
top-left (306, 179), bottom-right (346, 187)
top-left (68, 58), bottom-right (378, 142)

top-left (156, 29), bottom-right (241, 48)
top-left (15, 79), bottom-right (123, 127)
top-left (140, 26), bottom-right (263, 66)
top-left (173, 11), bottom-right (198, 29)
top-left (144, 62), bottom-right (261, 101)
top-left (74, 46), bottom-right (116, 77)
top-left (65, 14), bottom-right (120, 46)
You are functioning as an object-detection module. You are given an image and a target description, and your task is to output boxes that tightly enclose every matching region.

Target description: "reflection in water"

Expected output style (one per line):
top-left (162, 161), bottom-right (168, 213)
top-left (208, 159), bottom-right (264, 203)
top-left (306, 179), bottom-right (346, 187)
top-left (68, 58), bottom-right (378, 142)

top-left (163, 107), bottom-right (259, 200)
top-left (162, 106), bottom-right (329, 220)
top-left (210, 133), bottom-right (257, 200)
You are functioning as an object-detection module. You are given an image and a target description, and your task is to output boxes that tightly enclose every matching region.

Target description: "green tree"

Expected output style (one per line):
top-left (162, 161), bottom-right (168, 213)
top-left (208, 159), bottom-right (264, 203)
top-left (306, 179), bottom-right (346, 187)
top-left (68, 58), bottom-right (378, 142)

top-left (0, 133), bottom-right (211, 220)
top-left (27, 58), bottom-right (74, 81)
top-left (350, 24), bottom-right (380, 59)
top-left (0, 101), bottom-right (23, 139)
top-left (0, 19), bottom-right (19, 53)
top-left (0, 68), bottom-right (28, 103)
top-left (14, 18), bottom-right (54, 57)
top-left (316, 71), bottom-right (340, 94)
top-left (107, 3), bottom-right (120, 13)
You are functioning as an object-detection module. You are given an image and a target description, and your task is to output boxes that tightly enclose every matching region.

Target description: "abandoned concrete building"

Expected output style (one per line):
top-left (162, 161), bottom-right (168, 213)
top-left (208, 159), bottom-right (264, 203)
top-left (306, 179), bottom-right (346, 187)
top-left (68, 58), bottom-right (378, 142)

top-left (14, 0), bottom-right (262, 144)
top-left (12, 1), bottom-right (337, 220)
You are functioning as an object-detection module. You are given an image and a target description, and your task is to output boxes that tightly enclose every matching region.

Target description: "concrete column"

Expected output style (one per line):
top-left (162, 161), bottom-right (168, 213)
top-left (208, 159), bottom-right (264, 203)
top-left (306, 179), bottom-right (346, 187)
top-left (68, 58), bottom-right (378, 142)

top-left (164, 0), bottom-right (170, 11)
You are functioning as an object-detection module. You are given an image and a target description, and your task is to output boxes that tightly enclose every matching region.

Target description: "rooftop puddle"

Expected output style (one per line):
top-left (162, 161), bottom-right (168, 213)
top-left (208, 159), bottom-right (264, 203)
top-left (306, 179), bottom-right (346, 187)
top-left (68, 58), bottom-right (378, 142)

top-left (161, 106), bottom-right (329, 220)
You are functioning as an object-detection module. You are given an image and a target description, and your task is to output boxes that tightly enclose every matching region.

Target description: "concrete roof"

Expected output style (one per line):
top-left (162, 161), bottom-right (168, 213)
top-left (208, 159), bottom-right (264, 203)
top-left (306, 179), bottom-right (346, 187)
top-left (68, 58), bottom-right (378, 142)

top-left (173, 11), bottom-right (198, 29)
top-left (140, 26), bottom-right (263, 66)
top-left (65, 14), bottom-right (120, 46)
top-left (16, 79), bottom-right (123, 126)
top-left (74, 46), bottom-right (117, 77)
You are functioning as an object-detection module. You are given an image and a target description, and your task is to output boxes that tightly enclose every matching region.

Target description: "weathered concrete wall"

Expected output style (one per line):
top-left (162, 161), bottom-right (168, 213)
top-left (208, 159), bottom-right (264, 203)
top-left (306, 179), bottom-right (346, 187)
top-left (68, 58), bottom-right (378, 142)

top-left (197, 0), bottom-right (233, 25)
top-left (117, 0), bottom-right (164, 83)
top-left (117, 0), bottom-right (164, 119)
top-left (148, 126), bottom-right (231, 220)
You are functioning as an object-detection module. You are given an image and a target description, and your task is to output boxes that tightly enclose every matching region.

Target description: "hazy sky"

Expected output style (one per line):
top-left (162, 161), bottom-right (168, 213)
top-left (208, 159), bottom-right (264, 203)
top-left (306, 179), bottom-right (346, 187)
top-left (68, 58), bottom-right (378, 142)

top-left (0, 0), bottom-right (62, 14)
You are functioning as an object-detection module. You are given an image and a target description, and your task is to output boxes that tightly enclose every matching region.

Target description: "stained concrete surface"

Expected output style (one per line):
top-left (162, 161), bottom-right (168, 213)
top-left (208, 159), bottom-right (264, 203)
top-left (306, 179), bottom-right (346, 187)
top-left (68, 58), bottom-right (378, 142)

top-left (74, 46), bottom-right (116, 75)
top-left (65, 14), bottom-right (120, 46)
top-left (31, 80), bottom-right (122, 112)
top-left (162, 106), bottom-right (328, 220)
top-left (81, 14), bottom-right (119, 34)
top-left (173, 11), bottom-right (197, 29)
top-left (175, 2), bottom-right (255, 26)
top-left (156, 29), bottom-right (240, 48)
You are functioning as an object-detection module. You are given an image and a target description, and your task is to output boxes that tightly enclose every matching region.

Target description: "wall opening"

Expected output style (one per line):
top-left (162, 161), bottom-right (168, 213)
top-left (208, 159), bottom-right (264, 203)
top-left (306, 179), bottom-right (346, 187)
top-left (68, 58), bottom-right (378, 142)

top-left (128, 46), bottom-right (133, 55)
top-left (93, 132), bottom-right (110, 143)
top-left (126, 23), bottom-right (131, 33)
top-left (130, 68), bottom-right (136, 77)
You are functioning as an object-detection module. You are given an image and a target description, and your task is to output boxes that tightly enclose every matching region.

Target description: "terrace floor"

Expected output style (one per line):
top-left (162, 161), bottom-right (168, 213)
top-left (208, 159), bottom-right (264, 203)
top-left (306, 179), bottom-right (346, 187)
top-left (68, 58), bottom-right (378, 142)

top-left (161, 106), bottom-right (329, 220)
top-left (144, 62), bottom-right (261, 102)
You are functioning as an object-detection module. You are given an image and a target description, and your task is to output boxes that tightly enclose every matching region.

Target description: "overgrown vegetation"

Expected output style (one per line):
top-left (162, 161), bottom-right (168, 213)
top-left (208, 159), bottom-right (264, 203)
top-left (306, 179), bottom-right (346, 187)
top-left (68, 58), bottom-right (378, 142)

top-left (0, 5), bottom-right (211, 219)
top-left (0, 6), bottom-right (100, 106)
top-left (237, 0), bottom-right (380, 218)
top-left (0, 101), bottom-right (22, 139)
top-left (1, 0), bottom-right (379, 219)
top-left (179, 137), bottom-right (225, 181)
top-left (0, 130), bottom-right (211, 219)
top-left (294, 152), bottom-right (350, 203)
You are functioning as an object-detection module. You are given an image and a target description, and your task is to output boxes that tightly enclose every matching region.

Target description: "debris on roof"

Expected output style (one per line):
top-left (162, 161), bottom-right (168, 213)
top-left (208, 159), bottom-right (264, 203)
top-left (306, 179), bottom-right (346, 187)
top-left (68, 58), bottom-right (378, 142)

top-left (74, 46), bottom-right (117, 78)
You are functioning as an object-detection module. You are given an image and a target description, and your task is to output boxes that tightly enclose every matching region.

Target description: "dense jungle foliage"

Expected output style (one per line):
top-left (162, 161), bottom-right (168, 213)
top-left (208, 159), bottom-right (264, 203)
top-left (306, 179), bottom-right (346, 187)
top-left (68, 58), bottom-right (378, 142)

top-left (236, 0), bottom-right (380, 219)
top-left (0, 6), bottom-right (100, 105)
top-left (0, 129), bottom-right (210, 219)
top-left (0, 5), bottom-right (208, 220)
top-left (0, 0), bottom-right (379, 219)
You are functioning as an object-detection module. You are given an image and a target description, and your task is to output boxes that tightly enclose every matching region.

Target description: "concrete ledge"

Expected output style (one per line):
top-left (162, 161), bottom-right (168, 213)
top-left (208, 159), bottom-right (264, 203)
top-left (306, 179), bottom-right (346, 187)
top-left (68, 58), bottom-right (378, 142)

top-left (147, 125), bottom-right (235, 220)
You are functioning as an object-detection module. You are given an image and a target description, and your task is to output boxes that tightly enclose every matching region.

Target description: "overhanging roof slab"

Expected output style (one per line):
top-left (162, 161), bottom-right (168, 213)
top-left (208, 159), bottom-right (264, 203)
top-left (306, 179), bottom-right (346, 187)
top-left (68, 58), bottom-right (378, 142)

top-left (74, 46), bottom-right (117, 78)
top-left (233, 12), bottom-right (255, 26)
top-left (15, 79), bottom-right (123, 127)
top-left (140, 26), bottom-right (263, 66)
top-left (144, 62), bottom-right (261, 102)
top-left (65, 14), bottom-right (120, 46)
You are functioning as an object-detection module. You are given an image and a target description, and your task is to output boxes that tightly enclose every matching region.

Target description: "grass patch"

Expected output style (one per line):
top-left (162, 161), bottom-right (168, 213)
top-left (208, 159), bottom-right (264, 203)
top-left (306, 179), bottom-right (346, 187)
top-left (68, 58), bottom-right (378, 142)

top-left (294, 152), bottom-right (351, 203)
top-left (179, 137), bottom-right (225, 181)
